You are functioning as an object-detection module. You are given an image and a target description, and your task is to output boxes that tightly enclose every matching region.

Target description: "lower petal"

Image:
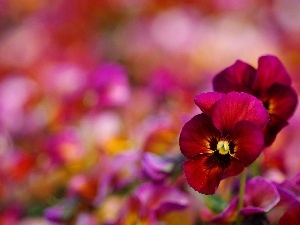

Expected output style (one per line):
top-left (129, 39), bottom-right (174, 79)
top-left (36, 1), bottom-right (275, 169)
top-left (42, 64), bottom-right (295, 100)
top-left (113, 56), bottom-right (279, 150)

top-left (183, 154), bottom-right (244, 195)
top-left (229, 121), bottom-right (264, 167)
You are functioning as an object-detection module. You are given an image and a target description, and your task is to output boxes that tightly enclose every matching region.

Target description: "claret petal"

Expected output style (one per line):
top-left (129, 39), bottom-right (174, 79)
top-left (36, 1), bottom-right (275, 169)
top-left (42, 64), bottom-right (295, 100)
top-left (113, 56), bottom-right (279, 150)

top-left (228, 121), bottom-right (264, 167)
top-left (212, 92), bottom-right (269, 134)
top-left (254, 55), bottom-right (292, 93)
top-left (194, 92), bottom-right (224, 117)
top-left (213, 60), bottom-right (256, 94)
top-left (179, 114), bottom-right (221, 159)
top-left (183, 154), bottom-right (244, 195)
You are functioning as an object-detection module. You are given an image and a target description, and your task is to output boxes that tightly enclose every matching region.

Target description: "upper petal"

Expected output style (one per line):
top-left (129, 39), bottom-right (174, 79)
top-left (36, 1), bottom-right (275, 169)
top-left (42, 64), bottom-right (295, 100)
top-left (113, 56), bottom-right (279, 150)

top-left (212, 92), bottom-right (269, 134)
top-left (194, 92), bottom-right (225, 116)
top-left (228, 121), bottom-right (264, 167)
top-left (179, 114), bottom-right (221, 158)
top-left (183, 154), bottom-right (224, 195)
top-left (254, 55), bottom-right (292, 93)
top-left (183, 153), bottom-right (244, 195)
top-left (213, 60), bottom-right (256, 94)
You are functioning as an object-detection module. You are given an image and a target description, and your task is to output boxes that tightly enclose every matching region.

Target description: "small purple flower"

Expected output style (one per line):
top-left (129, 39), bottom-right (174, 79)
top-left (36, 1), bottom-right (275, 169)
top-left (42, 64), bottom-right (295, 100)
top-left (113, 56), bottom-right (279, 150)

top-left (115, 182), bottom-right (189, 225)
top-left (206, 177), bottom-right (280, 224)
top-left (44, 199), bottom-right (77, 223)
top-left (141, 152), bottom-right (174, 182)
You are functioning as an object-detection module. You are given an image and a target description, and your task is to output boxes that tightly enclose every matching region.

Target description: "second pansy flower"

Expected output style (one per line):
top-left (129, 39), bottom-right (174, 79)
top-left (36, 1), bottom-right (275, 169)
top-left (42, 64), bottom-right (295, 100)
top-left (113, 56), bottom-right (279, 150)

top-left (212, 55), bottom-right (298, 146)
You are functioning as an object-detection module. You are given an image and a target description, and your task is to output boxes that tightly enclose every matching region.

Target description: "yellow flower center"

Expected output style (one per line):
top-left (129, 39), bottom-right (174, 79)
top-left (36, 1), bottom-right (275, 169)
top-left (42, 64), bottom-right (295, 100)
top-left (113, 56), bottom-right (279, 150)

top-left (217, 141), bottom-right (230, 155)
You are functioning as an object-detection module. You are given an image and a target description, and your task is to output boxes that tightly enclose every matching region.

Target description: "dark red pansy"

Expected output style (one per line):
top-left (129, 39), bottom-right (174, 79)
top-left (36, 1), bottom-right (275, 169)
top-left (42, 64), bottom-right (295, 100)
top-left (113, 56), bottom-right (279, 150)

top-left (213, 55), bottom-right (298, 146)
top-left (179, 92), bottom-right (269, 194)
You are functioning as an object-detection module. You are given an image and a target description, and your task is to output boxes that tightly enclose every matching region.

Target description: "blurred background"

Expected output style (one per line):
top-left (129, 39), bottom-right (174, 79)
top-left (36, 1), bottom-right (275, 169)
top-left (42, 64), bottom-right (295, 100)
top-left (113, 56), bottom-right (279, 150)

top-left (0, 0), bottom-right (300, 224)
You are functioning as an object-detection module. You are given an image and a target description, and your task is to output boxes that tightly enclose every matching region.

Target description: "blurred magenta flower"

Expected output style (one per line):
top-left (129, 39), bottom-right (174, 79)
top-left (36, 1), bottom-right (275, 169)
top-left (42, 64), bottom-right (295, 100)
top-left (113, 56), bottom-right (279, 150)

top-left (91, 63), bottom-right (131, 108)
top-left (179, 92), bottom-right (269, 194)
top-left (0, 204), bottom-right (24, 225)
top-left (75, 212), bottom-right (98, 225)
top-left (115, 182), bottom-right (189, 225)
top-left (202, 177), bottom-right (280, 224)
top-left (44, 128), bottom-right (85, 165)
top-left (108, 150), bottom-right (142, 191)
top-left (213, 55), bottom-right (298, 146)
top-left (44, 199), bottom-right (77, 223)
top-left (68, 174), bottom-right (98, 203)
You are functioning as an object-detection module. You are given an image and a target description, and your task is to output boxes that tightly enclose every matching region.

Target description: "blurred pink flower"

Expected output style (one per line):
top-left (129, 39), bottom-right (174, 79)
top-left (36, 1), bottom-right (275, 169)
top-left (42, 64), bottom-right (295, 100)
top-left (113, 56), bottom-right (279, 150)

top-left (202, 177), bottom-right (280, 224)
top-left (44, 128), bottom-right (85, 165)
top-left (114, 182), bottom-right (189, 225)
top-left (91, 63), bottom-right (131, 108)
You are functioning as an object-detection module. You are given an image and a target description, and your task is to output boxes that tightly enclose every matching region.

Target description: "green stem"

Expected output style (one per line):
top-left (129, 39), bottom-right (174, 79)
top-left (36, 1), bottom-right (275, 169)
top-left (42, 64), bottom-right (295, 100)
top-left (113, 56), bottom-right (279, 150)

top-left (236, 168), bottom-right (247, 225)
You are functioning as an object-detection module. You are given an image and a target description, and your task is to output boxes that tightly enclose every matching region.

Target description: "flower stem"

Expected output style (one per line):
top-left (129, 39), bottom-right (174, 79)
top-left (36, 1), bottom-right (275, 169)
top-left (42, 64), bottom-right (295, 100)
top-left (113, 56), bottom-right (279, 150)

top-left (236, 168), bottom-right (247, 225)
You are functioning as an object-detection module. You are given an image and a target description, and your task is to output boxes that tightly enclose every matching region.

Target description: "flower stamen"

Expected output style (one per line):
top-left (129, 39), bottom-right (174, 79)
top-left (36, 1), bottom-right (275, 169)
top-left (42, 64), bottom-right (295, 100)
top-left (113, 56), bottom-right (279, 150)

top-left (217, 141), bottom-right (230, 155)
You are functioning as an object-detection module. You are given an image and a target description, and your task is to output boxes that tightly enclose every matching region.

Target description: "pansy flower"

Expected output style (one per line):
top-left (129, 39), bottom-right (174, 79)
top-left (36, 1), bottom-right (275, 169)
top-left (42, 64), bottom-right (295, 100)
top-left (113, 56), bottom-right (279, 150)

top-left (201, 176), bottom-right (280, 224)
top-left (213, 55), bottom-right (298, 146)
top-left (179, 92), bottom-right (269, 194)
